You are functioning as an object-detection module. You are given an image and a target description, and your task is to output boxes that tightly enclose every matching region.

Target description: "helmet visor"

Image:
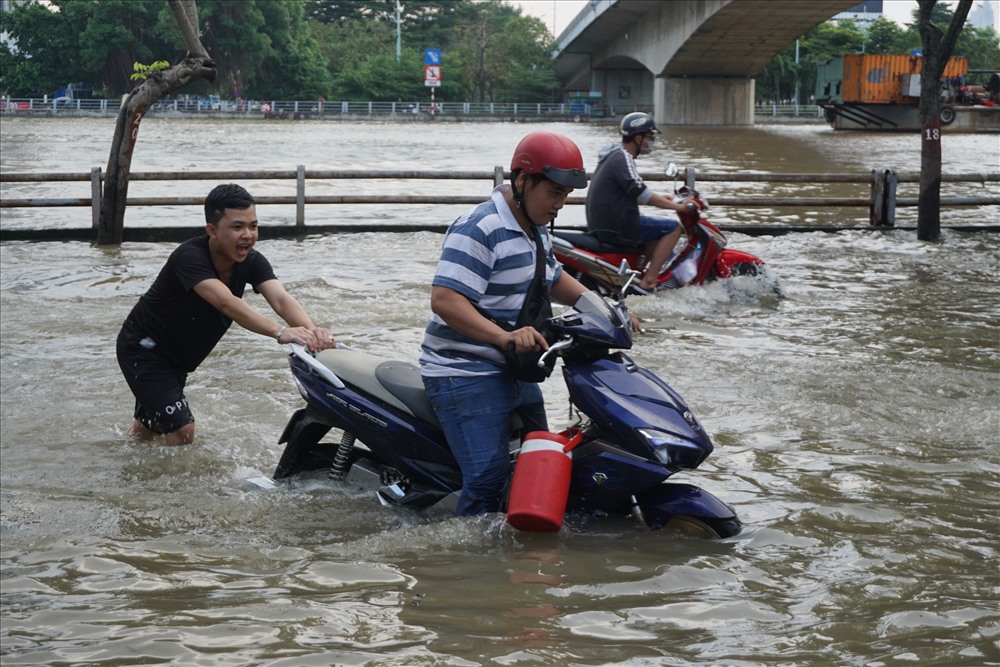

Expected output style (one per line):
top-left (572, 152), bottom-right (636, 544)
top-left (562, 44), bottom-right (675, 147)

top-left (543, 165), bottom-right (587, 189)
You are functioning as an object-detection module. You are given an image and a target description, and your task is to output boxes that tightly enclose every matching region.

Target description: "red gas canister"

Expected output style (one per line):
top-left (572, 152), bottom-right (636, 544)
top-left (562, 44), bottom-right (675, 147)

top-left (506, 431), bottom-right (573, 532)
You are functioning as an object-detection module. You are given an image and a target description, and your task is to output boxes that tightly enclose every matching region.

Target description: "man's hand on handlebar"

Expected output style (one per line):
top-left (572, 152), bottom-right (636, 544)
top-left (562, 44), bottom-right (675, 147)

top-left (503, 326), bottom-right (549, 354)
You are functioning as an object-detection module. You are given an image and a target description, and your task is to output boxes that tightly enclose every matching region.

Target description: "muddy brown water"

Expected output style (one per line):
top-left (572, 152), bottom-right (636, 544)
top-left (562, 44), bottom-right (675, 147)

top-left (1, 117), bottom-right (997, 665)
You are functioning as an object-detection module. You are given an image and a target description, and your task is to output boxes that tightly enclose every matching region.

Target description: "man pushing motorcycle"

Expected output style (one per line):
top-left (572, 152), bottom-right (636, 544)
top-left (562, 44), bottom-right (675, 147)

top-left (586, 112), bottom-right (699, 291)
top-left (419, 131), bottom-right (592, 517)
top-left (116, 183), bottom-right (336, 446)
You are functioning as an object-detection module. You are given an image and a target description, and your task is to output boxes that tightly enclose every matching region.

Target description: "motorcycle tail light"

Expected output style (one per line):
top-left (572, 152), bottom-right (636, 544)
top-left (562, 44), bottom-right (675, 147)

top-left (639, 429), bottom-right (708, 468)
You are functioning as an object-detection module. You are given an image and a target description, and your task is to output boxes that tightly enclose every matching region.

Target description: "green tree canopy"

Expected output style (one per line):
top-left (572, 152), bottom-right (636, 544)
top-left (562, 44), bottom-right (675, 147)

top-left (1, 0), bottom-right (331, 99)
top-left (307, 0), bottom-right (559, 102)
top-left (0, 0), bottom-right (171, 96)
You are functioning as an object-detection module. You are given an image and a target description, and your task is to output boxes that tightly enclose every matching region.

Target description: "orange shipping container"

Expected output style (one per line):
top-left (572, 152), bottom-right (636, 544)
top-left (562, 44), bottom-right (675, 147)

top-left (841, 54), bottom-right (968, 104)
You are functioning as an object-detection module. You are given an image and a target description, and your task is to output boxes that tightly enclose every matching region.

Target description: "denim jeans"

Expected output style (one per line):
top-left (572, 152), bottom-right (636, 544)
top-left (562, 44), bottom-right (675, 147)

top-left (423, 373), bottom-right (548, 516)
top-left (637, 213), bottom-right (680, 243)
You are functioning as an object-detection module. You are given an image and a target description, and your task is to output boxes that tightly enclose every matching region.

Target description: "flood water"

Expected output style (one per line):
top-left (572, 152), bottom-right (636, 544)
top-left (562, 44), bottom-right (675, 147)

top-left (1, 117), bottom-right (998, 666)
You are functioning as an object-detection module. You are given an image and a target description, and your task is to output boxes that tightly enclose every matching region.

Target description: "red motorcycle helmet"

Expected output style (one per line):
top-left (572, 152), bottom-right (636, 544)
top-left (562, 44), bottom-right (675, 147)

top-left (510, 132), bottom-right (587, 189)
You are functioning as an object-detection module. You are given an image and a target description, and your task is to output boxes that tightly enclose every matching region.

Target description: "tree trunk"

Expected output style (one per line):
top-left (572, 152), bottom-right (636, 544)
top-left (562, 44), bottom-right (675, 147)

top-left (916, 0), bottom-right (972, 241)
top-left (97, 0), bottom-right (215, 245)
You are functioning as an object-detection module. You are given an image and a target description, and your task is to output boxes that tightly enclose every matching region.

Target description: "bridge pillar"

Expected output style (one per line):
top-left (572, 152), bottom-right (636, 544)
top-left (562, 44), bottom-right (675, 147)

top-left (655, 76), bottom-right (755, 125)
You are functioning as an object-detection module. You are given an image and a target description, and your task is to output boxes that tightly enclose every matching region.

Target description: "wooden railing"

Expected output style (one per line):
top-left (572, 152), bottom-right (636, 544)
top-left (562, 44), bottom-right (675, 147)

top-left (1, 166), bottom-right (998, 242)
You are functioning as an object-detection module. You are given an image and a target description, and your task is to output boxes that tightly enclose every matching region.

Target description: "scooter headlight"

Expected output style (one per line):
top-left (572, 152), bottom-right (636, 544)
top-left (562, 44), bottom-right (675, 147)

top-left (638, 428), bottom-right (708, 468)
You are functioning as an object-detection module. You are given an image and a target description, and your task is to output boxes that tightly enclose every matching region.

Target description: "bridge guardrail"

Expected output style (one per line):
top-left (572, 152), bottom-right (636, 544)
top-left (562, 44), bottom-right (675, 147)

top-left (1, 166), bottom-right (998, 242)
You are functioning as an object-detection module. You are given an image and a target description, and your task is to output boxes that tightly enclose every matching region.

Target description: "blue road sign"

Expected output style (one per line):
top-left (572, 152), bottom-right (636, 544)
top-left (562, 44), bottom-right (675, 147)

top-left (425, 49), bottom-right (441, 65)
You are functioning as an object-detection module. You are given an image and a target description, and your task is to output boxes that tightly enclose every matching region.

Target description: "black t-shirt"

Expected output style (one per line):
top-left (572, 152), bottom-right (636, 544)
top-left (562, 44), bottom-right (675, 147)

top-left (585, 144), bottom-right (647, 244)
top-left (121, 235), bottom-right (277, 372)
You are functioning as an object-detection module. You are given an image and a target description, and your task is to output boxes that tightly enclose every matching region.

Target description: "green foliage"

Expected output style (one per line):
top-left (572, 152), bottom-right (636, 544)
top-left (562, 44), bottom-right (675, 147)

top-left (0, 0), bottom-right (578, 103)
top-left (308, 15), bottom-right (427, 99)
top-left (1, 0), bottom-right (183, 96)
top-left (955, 25), bottom-right (1000, 70)
top-left (864, 16), bottom-right (913, 54)
top-left (1, 0), bottom-right (331, 99)
top-left (306, 0), bottom-right (559, 102)
top-left (0, 0), bottom-right (87, 96)
top-left (130, 60), bottom-right (171, 82)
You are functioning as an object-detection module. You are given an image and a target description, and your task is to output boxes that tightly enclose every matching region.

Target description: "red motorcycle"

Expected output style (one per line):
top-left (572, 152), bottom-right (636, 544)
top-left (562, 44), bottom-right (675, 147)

top-left (553, 164), bottom-right (767, 296)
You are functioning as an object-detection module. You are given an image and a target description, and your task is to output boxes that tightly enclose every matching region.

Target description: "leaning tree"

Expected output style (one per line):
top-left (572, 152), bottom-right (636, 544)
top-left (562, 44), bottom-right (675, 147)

top-left (916, 0), bottom-right (972, 241)
top-left (97, 0), bottom-right (216, 245)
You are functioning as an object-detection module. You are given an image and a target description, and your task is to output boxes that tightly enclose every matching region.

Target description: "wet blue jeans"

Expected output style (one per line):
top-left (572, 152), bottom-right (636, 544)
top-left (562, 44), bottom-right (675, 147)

top-left (638, 213), bottom-right (680, 243)
top-left (423, 373), bottom-right (548, 516)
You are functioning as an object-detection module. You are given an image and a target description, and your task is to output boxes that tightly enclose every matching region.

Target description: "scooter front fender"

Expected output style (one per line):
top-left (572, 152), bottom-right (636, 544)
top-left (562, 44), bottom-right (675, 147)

top-left (635, 483), bottom-right (741, 534)
top-left (714, 249), bottom-right (765, 278)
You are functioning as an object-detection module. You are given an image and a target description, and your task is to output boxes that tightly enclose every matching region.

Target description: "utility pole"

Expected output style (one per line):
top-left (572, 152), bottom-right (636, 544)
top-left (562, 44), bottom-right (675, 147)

top-left (395, 0), bottom-right (403, 62)
top-left (794, 38), bottom-right (800, 115)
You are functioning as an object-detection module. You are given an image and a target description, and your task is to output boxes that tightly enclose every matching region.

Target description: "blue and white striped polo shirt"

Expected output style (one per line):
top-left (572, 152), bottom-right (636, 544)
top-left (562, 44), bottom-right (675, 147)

top-left (420, 184), bottom-right (562, 378)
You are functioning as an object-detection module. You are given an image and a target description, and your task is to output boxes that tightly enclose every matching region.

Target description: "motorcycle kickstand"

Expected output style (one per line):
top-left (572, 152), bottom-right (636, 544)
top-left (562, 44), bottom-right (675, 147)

top-left (329, 432), bottom-right (357, 481)
top-left (628, 495), bottom-right (647, 527)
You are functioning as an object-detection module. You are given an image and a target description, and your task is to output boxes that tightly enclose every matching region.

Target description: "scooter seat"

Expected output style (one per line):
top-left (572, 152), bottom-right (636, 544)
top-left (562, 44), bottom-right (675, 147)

top-left (554, 230), bottom-right (644, 254)
top-left (313, 348), bottom-right (441, 428)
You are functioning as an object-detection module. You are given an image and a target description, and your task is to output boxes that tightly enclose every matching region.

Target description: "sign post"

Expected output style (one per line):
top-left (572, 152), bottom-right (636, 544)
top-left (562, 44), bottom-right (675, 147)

top-left (424, 49), bottom-right (441, 117)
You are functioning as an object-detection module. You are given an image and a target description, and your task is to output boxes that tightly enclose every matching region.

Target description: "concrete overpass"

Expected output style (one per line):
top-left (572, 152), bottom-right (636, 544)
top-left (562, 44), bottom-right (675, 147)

top-left (553, 0), bottom-right (862, 125)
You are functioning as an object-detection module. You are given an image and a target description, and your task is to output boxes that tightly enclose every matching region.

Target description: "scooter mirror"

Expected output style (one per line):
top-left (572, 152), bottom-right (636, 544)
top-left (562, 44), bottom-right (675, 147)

top-left (664, 162), bottom-right (679, 194)
top-left (618, 259), bottom-right (638, 295)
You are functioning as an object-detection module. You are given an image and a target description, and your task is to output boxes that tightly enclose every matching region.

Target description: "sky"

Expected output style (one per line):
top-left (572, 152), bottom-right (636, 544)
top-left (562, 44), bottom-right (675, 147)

top-left (508, 1), bottom-right (1000, 37)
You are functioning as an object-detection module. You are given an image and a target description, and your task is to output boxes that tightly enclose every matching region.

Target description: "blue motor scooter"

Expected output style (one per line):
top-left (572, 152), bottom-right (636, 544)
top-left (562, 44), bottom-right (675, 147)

top-left (255, 268), bottom-right (740, 538)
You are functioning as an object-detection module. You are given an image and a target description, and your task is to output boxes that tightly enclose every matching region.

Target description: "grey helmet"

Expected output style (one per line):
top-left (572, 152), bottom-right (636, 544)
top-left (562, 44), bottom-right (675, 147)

top-left (620, 112), bottom-right (660, 138)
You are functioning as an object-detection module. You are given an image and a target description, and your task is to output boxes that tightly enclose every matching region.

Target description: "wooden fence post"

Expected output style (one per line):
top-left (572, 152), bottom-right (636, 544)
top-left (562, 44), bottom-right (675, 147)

top-left (870, 169), bottom-right (898, 227)
top-left (884, 169), bottom-right (897, 227)
top-left (871, 168), bottom-right (885, 226)
top-left (296, 165), bottom-right (305, 230)
top-left (90, 167), bottom-right (101, 229)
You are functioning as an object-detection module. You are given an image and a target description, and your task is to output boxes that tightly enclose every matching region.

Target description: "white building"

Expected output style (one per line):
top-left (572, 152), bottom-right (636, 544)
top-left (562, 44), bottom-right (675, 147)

top-left (968, 1), bottom-right (998, 31)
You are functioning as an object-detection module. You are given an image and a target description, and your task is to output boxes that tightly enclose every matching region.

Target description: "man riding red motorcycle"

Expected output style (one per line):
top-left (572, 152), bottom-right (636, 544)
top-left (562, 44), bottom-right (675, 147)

top-left (585, 112), bottom-right (699, 291)
top-left (555, 160), bottom-right (766, 296)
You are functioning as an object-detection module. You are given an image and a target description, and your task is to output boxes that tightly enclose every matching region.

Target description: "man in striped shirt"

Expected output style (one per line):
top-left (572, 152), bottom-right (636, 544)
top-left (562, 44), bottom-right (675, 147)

top-left (420, 132), bottom-right (590, 517)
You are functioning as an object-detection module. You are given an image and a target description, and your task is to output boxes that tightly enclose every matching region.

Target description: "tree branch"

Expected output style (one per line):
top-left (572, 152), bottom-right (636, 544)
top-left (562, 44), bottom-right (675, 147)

top-left (168, 0), bottom-right (209, 59)
top-left (97, 0), bottom-right (215, 244)
top-left (941, 0), bottom-right (973, 56)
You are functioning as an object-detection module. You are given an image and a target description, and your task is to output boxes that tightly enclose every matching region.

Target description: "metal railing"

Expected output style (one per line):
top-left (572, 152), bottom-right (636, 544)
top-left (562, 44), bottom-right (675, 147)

top-left (753, 104), bottom-right (824, 118)
top-left (2, 166), bottom-right (997, 242)
top-left (1, 97), bottom-right (823, 120)
top-left (0, 97), bottom-right (632, 119)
